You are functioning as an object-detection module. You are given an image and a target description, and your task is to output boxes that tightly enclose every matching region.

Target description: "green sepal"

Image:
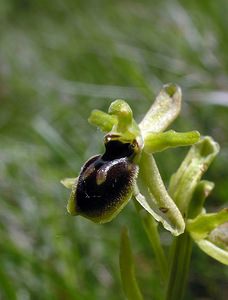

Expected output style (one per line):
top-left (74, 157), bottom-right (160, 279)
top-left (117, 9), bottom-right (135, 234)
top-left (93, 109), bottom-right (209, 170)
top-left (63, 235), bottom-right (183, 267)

top-left (139, 83), bottom-right (182, 136)
top-left (135, 151), bottom-right (185, 236)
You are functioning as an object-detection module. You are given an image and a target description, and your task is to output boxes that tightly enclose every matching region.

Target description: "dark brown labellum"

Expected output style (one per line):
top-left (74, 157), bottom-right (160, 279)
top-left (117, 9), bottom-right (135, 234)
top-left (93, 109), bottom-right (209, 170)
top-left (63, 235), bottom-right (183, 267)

top-left (74, 139), bottom-right (139, 222)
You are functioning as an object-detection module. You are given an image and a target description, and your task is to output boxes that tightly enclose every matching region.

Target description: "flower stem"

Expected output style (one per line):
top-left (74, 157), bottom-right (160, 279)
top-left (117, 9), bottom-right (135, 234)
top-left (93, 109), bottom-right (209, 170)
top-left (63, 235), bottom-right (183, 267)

top-left (139, 209), bottom-right (168, 282)
top-left (165, 232), bottom-right (192, 300)
top-left (119, 227), bottom-right (143, 300)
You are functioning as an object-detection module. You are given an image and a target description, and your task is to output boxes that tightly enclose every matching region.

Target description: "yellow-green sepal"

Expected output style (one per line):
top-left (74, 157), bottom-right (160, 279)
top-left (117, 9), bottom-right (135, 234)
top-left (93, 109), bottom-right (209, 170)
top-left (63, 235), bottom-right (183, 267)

top-left (135, 151), bottom-right (185, 236)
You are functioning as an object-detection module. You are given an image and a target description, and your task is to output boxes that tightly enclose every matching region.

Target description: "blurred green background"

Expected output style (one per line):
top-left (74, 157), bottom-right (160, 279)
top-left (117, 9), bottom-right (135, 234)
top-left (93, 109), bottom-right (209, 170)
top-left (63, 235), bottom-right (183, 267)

top-left (0, 0), bottom-right (228, 299)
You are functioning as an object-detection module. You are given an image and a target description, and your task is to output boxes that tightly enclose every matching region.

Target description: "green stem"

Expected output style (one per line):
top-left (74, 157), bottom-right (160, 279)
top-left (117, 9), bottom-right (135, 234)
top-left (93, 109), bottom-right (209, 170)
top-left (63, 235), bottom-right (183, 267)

top-left (119, 227), bottom-right (144, 300)
top-left (165, 232), bottom-right (192, 300)
top-left (138, 208), bottom-right (168, 282)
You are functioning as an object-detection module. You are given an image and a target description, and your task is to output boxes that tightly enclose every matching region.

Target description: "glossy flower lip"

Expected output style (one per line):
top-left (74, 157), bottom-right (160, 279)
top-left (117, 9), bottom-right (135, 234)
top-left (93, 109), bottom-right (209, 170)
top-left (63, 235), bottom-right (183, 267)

top-left (67, 138), bottom-right (139, 223)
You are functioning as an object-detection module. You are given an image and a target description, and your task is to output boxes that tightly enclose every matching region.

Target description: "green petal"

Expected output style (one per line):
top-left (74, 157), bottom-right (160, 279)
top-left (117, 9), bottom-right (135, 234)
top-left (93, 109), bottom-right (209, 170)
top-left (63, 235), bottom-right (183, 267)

top-left (88, 109), bottom-right (117, 132)
top-left (144, 130), bottom-right (200, 153)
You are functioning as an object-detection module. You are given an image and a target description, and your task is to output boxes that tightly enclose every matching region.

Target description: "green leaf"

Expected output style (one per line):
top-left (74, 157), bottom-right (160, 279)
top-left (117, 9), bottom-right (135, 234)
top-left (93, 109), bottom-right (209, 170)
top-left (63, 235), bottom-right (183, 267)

top-left (135, 151), bottom-right (185, 236)
top-left (139, 83), bottom-right (182, 136)
top-left (143, 130), bottom-right (200, 153)
top-left (119, 227), bottom-right (143, 300)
